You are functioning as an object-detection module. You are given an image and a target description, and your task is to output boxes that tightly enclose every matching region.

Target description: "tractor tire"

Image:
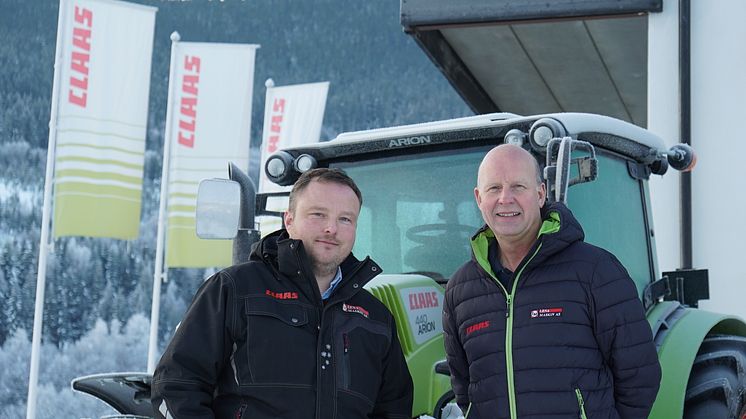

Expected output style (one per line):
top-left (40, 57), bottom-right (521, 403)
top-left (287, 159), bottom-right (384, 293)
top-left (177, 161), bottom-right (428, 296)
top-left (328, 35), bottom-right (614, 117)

top-left (684, 334), bottom-right (746, 419)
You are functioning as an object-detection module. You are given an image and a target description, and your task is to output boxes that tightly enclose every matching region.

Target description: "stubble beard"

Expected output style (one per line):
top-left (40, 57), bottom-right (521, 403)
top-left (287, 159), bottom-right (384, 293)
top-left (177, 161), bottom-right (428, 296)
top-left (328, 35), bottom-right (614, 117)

top-left (309, 249), bottom-right (345, 280)
top-left (313, 261), bottom-right (339, 280)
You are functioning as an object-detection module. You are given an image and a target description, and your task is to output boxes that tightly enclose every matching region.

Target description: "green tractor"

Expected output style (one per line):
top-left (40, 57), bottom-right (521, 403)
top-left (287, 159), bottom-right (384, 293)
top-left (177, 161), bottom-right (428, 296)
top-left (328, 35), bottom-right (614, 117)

top-left (73, 112), bottom-right (746, 418)
top-left (192, 112), bottom-right (746, 418)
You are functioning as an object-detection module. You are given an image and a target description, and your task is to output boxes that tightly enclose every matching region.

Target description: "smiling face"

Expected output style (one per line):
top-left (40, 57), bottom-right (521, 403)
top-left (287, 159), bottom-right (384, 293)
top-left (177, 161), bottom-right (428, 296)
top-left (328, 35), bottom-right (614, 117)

top-left (475, 144), bottom-right (546, 249)
top-left (284, 179), bottom-right (360, 276)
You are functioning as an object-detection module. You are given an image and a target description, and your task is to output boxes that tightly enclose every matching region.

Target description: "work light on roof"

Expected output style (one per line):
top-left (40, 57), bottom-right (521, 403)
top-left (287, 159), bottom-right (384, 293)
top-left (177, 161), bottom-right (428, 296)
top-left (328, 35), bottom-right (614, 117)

top-left (504, 129), bottom-right (526, 147)
top-left (265, 151), bottom-right (295, 185)
top-left (294, 154), bottom-right (317, 173)
top-left (529, 118), bottom-right (566, 151)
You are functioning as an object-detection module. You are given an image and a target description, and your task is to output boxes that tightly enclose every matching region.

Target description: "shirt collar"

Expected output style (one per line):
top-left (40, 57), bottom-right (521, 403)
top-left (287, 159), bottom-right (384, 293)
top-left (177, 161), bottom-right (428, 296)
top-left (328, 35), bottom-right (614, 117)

top-left (321, 266), bottom-right (343, 300)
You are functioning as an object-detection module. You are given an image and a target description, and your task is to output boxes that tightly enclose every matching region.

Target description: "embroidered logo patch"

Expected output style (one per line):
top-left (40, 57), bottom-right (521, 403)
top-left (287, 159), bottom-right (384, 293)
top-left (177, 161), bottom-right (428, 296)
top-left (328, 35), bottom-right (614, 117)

top-left (343, 303), bottom-right (369, 318)
top-left (266, 289), bottom-right (298, 300)
top-left (465, 320), bottom-right (490, 335)
top-left (530, 307), bottom-right (563, 318)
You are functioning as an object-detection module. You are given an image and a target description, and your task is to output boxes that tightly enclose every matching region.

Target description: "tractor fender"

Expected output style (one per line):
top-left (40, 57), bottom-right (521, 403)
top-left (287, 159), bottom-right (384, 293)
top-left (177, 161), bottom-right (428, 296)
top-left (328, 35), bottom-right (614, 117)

top-left (647, 301), bottom-right (746, 419)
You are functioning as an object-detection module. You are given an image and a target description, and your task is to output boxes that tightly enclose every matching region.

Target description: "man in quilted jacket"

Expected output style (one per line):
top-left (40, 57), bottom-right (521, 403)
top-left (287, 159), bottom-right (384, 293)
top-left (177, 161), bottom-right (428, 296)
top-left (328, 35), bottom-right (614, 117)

top-left (443, 144), bottom-right (661, 418)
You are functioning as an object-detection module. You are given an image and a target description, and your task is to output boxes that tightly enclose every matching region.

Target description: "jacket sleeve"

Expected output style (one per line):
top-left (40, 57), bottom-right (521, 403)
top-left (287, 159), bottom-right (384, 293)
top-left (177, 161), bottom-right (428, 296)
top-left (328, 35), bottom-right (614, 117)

top-left (371, 316), bottom-right (414, 419)
top-left (442, 286), bottom-right (470, 413)
top-left (151, 271), bottom-right (237, 419)
top-left (591, 253), bottom-right (662, 419)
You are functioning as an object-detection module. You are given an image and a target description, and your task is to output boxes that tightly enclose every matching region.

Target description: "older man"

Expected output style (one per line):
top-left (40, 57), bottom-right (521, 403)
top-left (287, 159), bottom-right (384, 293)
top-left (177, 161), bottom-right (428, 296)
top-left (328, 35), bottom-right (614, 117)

top-left (443, 144), bottom-right (661, 418)
top-left (152, 168), bottom-right (413, 419)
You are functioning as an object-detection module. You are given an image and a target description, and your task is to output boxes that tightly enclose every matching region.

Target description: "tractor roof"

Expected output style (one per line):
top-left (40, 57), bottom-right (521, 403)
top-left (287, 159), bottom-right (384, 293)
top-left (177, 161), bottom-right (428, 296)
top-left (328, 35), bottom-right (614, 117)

top-left (282, 112), bottom-right (666, 164)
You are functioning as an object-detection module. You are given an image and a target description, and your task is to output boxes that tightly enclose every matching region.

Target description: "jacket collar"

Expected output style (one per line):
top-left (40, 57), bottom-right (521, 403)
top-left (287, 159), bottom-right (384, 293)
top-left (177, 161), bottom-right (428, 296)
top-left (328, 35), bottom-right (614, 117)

top-left (470, 202), bottom-right (584, 278)
top-left (250, 229), bottom-right (382, 300)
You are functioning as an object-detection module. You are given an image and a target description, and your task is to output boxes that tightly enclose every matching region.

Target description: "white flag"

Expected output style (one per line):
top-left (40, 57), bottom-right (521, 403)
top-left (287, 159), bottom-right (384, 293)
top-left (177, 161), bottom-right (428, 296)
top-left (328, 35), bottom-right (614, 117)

top-left (52, 0), bottom-right (156, 239)
top-left (164, 42), bottom-right (259, 268)
top-left (259, 81), bottom-right (329, 194)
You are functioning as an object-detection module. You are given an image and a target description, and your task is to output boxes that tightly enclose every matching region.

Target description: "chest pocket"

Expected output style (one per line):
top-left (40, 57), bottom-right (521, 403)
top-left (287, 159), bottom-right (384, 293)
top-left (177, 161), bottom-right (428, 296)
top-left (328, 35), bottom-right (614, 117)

top-left (334, 312), bottom-right (391, 405)
top-left (244, 296), bottom-right (316, 384)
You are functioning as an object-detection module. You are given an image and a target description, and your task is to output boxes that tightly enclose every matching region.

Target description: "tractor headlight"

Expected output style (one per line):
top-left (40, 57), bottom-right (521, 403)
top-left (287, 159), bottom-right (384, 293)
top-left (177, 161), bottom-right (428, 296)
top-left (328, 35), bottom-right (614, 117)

top-left (294, 154), bottom-right (317, 173)
top-left (529, 118), bottom-right (566, 152)
top-left (504, 129), bottom-right (526, 147)
top-left (265, 151), bottom-right (295, 185)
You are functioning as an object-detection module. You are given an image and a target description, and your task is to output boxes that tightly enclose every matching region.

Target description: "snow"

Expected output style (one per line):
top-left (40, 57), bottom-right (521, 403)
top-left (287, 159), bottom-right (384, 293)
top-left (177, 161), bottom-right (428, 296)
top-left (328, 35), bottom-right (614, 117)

top-left (0, 180), bottom-right (38, 217)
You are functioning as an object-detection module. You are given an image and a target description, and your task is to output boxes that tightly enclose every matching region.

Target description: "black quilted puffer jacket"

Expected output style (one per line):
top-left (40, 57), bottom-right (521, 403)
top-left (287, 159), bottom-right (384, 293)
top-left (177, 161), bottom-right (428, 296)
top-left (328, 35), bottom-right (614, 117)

top-left (443, 202), bottom-right (661, 419)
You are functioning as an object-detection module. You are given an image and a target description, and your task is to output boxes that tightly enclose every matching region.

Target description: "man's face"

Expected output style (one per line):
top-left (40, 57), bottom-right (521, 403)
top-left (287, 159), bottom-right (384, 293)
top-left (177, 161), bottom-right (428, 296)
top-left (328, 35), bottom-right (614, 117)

top-left (284, 179), bottom-right (360, 271)
top-left (474, 146), bottom-right (546, 246)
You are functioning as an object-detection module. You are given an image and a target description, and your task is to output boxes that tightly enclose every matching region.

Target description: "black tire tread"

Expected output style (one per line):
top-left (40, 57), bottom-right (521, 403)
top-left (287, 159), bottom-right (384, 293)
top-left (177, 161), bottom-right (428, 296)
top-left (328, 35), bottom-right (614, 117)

top-left (684, 334), bottom-right (746, 419)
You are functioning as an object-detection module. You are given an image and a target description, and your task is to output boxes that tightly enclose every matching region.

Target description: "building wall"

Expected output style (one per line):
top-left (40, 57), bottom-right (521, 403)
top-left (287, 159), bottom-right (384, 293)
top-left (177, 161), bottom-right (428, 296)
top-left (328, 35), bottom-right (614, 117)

top-left (648, 0), bottom-right (746, 321)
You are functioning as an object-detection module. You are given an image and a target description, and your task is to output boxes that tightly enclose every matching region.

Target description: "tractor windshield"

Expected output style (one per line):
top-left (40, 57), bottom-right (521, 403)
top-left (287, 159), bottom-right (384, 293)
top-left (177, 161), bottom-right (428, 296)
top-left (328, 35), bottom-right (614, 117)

top-left (334, 146), bottom-right (654, 292)
top-left (337, 148), bottom-right (486, 282)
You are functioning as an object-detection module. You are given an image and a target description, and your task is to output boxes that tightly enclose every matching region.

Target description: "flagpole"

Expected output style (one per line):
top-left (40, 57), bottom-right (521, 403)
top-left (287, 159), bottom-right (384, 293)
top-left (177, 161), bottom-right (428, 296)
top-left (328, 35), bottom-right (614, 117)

top-left (258, 78), bottom-right (274, 194)
top-left (147, 31), bottom-right (180, 373)
top-left (27, 1), bottom-right (68, 418)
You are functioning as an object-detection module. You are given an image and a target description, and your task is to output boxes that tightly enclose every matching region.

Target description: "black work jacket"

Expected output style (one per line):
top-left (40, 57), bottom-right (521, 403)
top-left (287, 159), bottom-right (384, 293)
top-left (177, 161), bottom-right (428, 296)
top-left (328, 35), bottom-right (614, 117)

top-left (443, 203), bottom-right (661, 419)
top-left (152, 230), bottom-right (413, 419)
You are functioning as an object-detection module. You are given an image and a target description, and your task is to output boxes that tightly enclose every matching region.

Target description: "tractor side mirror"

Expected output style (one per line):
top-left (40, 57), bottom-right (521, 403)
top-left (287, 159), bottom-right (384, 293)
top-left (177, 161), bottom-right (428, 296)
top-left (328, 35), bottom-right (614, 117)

top-left (196, 179), bottom-right (241, 239)
top-left (544, 137), bottom-right (598, 204)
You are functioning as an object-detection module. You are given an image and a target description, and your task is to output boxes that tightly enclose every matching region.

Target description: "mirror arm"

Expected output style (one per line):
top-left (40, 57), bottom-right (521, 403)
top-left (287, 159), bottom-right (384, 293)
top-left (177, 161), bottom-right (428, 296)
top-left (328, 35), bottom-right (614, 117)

top-left (228, 162), bottom-right (257, 229)
top-left (228, 162), bottom-right (260, 265)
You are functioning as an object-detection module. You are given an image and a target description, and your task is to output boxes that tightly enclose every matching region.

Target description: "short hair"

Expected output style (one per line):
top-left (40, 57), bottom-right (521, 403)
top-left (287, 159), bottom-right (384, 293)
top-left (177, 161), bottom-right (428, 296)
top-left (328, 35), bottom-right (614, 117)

top-left (288, 168), bottom-right (363, 212)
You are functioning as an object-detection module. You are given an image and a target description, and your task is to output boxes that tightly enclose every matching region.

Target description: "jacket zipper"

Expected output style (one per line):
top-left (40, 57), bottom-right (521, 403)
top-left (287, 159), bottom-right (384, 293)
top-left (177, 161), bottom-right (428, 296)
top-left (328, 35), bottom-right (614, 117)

top-left (311, 258), bottom-right (376, 419)
top-left (315, 309), bottom-right (325, 419)
top-left (342, 333), bottom-right (351, 389)
top-left (504, 243), bottom-right (542, 419)
top-left (575, 388), bottom-right (588, 419)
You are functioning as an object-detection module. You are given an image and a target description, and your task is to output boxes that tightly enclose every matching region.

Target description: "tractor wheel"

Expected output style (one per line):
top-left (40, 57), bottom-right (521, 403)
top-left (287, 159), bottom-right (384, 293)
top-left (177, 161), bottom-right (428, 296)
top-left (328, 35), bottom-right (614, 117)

top-left (684, 334), bottom-right (746, 419)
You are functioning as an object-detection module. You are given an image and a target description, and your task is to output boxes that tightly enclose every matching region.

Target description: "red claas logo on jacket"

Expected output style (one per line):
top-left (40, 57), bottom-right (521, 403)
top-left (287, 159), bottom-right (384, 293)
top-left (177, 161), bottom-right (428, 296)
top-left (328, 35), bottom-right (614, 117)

top-left (465, 320), bottom-right (490, 335)
top-left (266, 289), bottom-right (298, 300)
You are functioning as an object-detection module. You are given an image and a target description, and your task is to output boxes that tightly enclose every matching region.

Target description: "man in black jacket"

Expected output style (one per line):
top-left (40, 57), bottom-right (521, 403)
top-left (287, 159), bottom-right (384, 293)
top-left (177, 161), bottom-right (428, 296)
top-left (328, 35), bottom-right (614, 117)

top-left (152, 168), bottom-right (413, 419)
top-left (443, 144), bottom-right (661, 418)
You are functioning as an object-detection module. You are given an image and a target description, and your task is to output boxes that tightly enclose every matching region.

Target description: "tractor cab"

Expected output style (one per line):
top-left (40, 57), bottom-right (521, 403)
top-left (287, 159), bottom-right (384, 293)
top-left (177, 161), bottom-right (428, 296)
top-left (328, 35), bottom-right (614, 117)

top-left (75, 112), bottom-right (742, 419)
top-left (195, 112), bottom-right (723, 419)
top-left (202, 112), bottom-right (687, 297)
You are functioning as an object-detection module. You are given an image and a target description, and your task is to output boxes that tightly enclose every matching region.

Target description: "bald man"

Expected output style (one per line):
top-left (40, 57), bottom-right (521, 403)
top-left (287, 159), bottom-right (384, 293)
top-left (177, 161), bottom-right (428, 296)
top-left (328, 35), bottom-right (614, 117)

top-left (442, 145), bottom-right (661, 419)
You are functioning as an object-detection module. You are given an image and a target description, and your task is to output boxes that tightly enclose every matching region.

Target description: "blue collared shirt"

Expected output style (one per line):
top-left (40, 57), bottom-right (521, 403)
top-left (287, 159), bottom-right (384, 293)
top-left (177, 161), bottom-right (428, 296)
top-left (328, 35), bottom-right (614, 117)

top-left (321, 267), bottom-right (343, 300)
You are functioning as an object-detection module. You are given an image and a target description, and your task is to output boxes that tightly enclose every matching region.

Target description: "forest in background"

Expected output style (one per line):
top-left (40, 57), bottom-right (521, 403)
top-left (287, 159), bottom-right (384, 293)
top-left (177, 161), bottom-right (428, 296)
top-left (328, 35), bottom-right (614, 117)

top-left (0, 0), bottom-right (471, 416)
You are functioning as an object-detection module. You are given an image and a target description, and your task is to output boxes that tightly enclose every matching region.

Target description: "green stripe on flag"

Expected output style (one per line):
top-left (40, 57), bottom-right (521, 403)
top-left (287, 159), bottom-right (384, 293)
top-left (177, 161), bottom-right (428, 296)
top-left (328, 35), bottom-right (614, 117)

top-left (169, 192), bottom-right (198, 199)
top-left (57, 114), bottom-right (147, 129)
top-left (57, 127), bottom-right (146, 142)
top-left (167, 225), bottom-right (232, 268)
top-left (55, 169), bottom-right (143, 185)
top-left (168, 215), bottom-right (196, 226)
top-left (57, 156), bottom-right (144, 170)
top-left (53, 191), bottom-right (142, 239)
top-left (57, 142), bottom-right (145, 157)
top-left (55, 182), bottom-right (142, 201)
top-left (168, 205), bottom-right (196, 213)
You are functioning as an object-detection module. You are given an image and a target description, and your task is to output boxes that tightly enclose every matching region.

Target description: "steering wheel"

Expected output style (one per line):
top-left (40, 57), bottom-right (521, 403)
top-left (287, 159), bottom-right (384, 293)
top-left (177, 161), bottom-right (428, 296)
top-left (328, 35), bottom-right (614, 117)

top-left (405, 224), bottom-right (475, 244)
